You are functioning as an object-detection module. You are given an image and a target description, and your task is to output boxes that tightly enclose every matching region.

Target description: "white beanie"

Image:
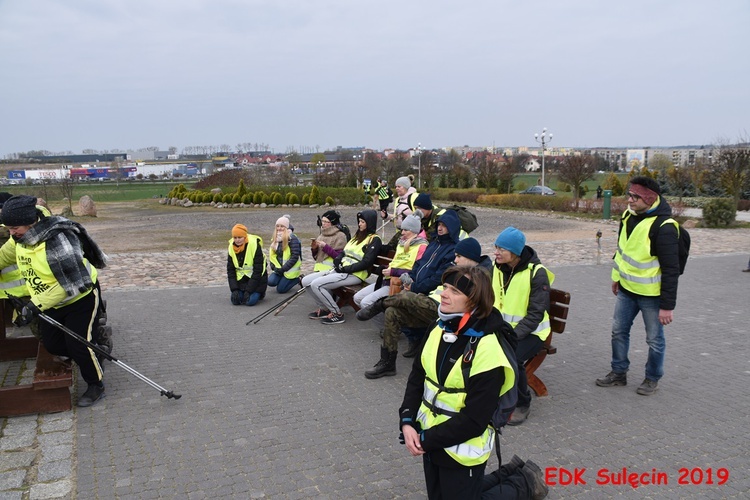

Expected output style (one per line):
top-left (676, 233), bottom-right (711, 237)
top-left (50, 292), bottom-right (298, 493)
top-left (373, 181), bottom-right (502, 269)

top-left (275, 215), bottom-right (290, 228)
top-left (395, 176), bottom-right (411, 189)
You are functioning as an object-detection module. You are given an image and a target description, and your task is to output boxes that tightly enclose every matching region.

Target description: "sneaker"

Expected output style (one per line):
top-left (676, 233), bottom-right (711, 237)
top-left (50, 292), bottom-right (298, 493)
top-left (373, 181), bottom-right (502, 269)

top-left (596, 371), bottom-right (627, 387)
top-left (636, 378), bottom-right (659, 396)
top-left (743, 268), bottom-right (750, 273)
top-left (507, 405), bottom-right (530, 426)
top-left (356, 297), bottom-right (386, 321)
top-left (78, 383), bottom-right (105, 407)
top-left (321, 312), bottom-right (345, 325)
top-left (308, 308), bottom-right (330, 319)
top-left (520, 460), bottom-right (549, 500)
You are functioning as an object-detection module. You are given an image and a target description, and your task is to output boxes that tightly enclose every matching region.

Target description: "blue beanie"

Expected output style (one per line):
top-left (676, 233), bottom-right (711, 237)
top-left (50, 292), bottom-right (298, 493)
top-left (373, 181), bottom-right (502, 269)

top-left (414, 193), bottom-right (433, 211)
top-left (454, 237), bottom-right (482, 263)
top-left (494, 227), bottom-right (526, 256)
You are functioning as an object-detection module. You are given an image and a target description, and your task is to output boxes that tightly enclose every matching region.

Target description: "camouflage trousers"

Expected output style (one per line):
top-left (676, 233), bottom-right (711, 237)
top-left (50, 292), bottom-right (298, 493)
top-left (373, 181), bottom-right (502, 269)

top-left (382, 291), bottom-right (438, 352)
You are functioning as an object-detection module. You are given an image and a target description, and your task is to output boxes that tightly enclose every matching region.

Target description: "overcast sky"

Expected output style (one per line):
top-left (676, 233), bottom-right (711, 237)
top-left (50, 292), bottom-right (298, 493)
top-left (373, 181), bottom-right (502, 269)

top-left (1, 0), bottom-right (748, 157)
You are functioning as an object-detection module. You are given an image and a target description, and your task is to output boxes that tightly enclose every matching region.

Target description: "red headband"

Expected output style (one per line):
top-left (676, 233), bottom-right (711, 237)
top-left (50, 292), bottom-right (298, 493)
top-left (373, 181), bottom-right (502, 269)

top-left (628, 183), bottom-right (659, 206)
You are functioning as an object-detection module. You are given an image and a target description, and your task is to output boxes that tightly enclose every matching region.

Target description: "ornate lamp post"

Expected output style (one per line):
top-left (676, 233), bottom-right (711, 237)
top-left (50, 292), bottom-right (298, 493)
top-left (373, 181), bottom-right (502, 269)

top-left (416, 142), bottom-right (422, 189)
top-left (534, 128), bottom-right (553, 187)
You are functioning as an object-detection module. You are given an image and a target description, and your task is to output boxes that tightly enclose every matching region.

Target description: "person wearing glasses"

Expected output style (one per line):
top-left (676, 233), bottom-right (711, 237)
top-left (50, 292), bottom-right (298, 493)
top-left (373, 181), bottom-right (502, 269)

top-left (596, 176), bottom-right (680, 397)
top-left (491, 226), bottom-right (554, 426)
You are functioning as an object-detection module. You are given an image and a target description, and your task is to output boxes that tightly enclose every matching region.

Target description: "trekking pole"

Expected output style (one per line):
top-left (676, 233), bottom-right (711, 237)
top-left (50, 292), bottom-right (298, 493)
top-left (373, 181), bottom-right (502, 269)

top-left (271, 286), bottom-right (307, 317)
top-left (246, 285), bottom-right (308, 325)
top-left (8, 296), bottom-right (182, 400)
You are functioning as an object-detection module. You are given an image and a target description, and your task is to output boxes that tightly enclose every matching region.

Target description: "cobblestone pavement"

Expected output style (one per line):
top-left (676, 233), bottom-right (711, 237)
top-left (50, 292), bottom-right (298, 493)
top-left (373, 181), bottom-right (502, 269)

top-left (2, 207), bottom-right (749, 499)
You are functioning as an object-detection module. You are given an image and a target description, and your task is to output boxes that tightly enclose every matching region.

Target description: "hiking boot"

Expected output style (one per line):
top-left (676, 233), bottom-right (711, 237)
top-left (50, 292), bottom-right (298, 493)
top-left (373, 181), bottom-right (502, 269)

top-left (500, 455), bottom-right (526, 477)
top-left (596, 371), bottom-right (627, 387)
top-left (520, 460), bottom-right (549, 500)
top-left (365, 347), bottom-right (397, 379)
top-left (308, 308), bottom-right (330, 319)
top-left (402, 340), bottom-right (419, 358)
top-left (78, 383), bottom-right (105, 407)
top-left (356, 297), bottom-right (386, 321)
top-left (507, 405), bottom-right (530, 426)
top-left (321, 312), bottom-right (345, 325)
top-left (636, 378), bottom-right (659, 396)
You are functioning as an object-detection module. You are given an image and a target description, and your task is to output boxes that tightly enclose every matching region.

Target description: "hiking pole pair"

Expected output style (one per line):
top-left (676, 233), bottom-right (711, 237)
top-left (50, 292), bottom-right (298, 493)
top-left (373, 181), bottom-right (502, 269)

top-left (8, 295), bottom-right (182, 400)
top-left (246, 285), bottom-right (308, 325)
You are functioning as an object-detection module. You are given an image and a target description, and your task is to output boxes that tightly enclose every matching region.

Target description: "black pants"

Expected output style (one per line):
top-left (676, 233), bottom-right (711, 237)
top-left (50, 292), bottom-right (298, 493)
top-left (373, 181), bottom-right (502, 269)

top-left (40, 289), bottom-right (102, 385)
top-left (481, 467), bottom-right (531, 499)
top-left (423, 455), bottom-right (486, 500)
top-left (515, 335), bottom-right (544, 408)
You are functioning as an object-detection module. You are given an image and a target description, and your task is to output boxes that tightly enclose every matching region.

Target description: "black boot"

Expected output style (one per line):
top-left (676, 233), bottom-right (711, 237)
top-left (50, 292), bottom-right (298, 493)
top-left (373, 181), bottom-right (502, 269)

top-left (519, 460), bottom-right (549, 500)
top-left (356, 297), bottom-right (387, 321)
top-left (402, 340), bottom-right (419, 358)
top-left (365, 347), bottom-right (397, 379)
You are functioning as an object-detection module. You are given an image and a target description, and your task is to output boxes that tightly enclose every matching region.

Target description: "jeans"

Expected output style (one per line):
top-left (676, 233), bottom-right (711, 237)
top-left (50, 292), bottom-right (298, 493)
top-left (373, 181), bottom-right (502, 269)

top-left (610, 291), bottom-right (665, 381)
top-left (268, 272), bottom-right (299, 294)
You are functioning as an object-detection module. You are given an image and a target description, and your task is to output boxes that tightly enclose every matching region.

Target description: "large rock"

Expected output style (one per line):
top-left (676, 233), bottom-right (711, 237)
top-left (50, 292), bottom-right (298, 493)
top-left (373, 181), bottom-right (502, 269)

top-left (79, 195), bottom-right (97, 217)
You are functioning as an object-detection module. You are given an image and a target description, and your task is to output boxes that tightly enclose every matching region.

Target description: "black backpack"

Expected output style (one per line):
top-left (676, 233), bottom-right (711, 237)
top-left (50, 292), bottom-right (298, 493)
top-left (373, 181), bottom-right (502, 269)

top-left (444, 205), bottom-right (479, 234)
top-left (338, 224), bottom-right (352, 242)
top-left (649, 215), bottom-right (691, 275)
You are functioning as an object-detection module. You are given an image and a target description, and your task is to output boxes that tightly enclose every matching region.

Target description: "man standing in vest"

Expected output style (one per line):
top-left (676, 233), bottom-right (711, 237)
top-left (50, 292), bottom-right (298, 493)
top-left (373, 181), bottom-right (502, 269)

top-left (375, 178), bottom-right (393, 219)
top-left (596, 176), bottom-right (680, 396)
top-left (492, 227), bottom-right (554, 426)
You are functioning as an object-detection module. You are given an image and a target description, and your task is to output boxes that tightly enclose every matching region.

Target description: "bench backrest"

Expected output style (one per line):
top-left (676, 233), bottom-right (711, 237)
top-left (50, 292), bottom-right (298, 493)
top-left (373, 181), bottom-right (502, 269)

top-left (549, 288), bottom-right (571, 335)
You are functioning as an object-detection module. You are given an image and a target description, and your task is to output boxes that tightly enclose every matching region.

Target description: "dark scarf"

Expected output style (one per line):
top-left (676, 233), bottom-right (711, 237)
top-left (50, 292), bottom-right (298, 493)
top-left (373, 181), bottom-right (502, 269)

top-left (18, 216), bottom-right (108, 296)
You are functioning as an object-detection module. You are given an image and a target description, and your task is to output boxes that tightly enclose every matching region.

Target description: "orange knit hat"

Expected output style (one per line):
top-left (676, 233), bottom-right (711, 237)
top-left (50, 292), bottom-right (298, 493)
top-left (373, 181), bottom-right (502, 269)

top-left (232, 224), bottom-right (248, 237)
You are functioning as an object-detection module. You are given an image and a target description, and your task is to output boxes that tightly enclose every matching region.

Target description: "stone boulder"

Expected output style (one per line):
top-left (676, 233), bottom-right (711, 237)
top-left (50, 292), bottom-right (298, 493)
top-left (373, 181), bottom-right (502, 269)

top-left (79, 195), bottom-right (97, 217)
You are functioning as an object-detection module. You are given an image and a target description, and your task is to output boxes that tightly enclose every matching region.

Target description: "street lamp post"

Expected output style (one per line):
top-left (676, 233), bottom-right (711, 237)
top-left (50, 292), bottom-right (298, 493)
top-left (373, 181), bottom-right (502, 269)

top-left (534, 128), bottom-right (553, 187)
top-left (416, 142), bottom-right (422, 189)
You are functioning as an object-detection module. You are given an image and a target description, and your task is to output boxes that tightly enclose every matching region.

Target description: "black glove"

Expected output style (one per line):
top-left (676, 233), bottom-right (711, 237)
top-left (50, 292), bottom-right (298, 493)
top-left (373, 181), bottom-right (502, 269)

top-left (231, 290), bottom-right (241, 303)
top-left (14, 301), bottom-right (40, 327)
top-left (273, 269), bottom-right (283, 277)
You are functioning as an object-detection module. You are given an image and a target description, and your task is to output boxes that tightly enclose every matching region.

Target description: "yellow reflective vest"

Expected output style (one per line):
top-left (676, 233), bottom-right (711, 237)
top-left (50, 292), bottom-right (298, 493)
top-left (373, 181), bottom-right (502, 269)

top-left (268, 237), bottom-right (301, 279)
top-left (389, 240), bottom-right (425, 271)
top-left (492, 263), bottom-right (555, 342)
top-left (228, 236), bottom-right (264, 281)
top-left (341, 234), bottom-right (376, 281)
top-left (612, 213), bottom-right (675, 296)
top-left (416, 325), bottom-right (515, 467)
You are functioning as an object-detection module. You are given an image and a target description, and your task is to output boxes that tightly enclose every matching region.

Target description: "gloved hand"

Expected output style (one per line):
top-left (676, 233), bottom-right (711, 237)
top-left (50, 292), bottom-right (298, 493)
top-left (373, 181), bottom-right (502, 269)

top-left (14, 301), bottom-right (40, 327)
top-left (231, 290), bottom-right (241, 303)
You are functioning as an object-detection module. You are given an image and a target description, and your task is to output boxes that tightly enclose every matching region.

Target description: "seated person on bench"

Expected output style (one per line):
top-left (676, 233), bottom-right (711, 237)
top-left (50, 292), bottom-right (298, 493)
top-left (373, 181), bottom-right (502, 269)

top-left (0, 195), bottom-right (109, 407)
top-left (491, 227), bottom-right (554, 426)
top-left (305, 210), bottom-right (382, 325)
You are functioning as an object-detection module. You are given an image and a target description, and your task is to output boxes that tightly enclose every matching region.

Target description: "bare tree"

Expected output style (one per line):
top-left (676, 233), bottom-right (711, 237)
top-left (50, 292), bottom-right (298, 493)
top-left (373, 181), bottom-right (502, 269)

top-left (558, 155), bottom-right (596, 210)
top-left (470, 152), bottom-right (498, 193)
top-left (714, 140), bottom-right (750, 205)
top-left (58, 176), bottom-right (75, 215)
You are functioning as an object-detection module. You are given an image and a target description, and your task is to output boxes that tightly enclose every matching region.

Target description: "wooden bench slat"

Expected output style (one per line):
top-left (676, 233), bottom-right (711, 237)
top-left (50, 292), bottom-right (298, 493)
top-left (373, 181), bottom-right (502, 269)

top-left (525, 288), bottom-right (571, 397)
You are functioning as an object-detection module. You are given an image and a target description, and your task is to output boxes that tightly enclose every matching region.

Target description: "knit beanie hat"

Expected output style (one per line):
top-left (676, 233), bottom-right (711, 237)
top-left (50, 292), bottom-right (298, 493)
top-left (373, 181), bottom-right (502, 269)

top-left (321, 210), bottom-right (340, 226)
top-left (494, 227), bottom-right (526, 256)
top-left (1, 195), bottom-right (39, 226)
top-left (414, 193), bottom-right (433, 211)
top-left (395, 176), bottom-right (411, 189)
top-left (454, 237), bottom-right (482, 263)
top-left (400, 214), bottom-right (422, 234)
top-left (275, 215), bottom-right (290, 228)
top-left (232, 224), bottom-right (248, 238)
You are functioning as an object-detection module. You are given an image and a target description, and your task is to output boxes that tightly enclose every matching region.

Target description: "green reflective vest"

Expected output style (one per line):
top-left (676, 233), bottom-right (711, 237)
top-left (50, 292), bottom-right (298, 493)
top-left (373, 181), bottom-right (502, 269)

top-left (492, 263), bottom-right (555, 342)
top-left (268, 237), bottom-right (301, 279)
top-left (341, 234), bottom-right (376, 281)
top-left (228, 236), bottom-right (264, 281)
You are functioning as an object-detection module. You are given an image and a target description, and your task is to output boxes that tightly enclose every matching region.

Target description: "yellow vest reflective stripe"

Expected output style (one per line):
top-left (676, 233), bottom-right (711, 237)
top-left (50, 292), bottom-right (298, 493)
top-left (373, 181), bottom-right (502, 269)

top-left (313, 257), bottom-right (334, 272)
top-left (268, 238), bottom-right (301, 279)
top-left (341, 235), bottom-right (376, 281)
top-left (416, 325), bottom-right (515, 467)
top-left (376, 186), bottom-right (390, 200)
top-left (611, 214), bottom-right (671, 296)
top-left (389, 241), bottom-right (425, 271)
top-left (492, 264), bottom-right (555, 342)
top-left (228, 236), bottom-right (263, 281)
top-left (0, 263), bottom-right (28, 298)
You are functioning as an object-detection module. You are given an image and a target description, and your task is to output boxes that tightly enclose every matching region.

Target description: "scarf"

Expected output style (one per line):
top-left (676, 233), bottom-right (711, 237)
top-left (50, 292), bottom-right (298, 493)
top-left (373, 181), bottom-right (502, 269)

top-left (233, 240), bottom-right (247, 254)
top-left (18, 216), bottom-right (108, 296)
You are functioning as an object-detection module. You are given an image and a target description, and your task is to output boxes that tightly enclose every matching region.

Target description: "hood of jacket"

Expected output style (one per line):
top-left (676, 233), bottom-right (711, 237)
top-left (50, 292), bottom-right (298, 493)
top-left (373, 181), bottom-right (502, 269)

top-left (436, 209), bottom-right (461, 244)
top-left (357, 209), bottom-right (378, 234)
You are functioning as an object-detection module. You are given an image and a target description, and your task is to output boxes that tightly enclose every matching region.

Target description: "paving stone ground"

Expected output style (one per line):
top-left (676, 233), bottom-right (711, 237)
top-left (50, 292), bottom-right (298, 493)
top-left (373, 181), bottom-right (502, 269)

top-left (1, 206), bottom-right (748, 499)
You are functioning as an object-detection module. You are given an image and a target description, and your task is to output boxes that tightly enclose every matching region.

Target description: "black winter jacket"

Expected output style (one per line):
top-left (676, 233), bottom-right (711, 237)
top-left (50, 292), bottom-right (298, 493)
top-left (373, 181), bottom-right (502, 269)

top-left (227, 236), bottom-right (268, 296)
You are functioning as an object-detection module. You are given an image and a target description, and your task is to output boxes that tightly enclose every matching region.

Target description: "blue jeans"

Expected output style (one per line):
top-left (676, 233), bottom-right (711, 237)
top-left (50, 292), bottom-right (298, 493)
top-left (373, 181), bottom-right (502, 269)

top-left (268, 272), bottom-right (299, 294)
top-left (611, 291), bottom-right (665, 381)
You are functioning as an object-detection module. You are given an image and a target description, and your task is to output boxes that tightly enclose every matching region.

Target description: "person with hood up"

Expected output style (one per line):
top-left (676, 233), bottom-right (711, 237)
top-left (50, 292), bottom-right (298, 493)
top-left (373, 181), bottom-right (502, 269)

top-left (306, 210), bottom-right (382, 325)
top-left (358, 210), bottom-right (464, 377)
top-left (0, 195), bottom-right (109, 407)
top-left (267, 215), bottom-right (302, 294)
top-left (227, 223), bottom-right (267, 306)
top-left (491, 227), bottom-right (554, 426)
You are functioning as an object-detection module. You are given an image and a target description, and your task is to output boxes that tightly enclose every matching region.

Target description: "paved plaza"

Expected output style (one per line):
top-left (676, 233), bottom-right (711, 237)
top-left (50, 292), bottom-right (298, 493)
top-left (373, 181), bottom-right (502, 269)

top-left (2, 220), bottom-right (749, 498)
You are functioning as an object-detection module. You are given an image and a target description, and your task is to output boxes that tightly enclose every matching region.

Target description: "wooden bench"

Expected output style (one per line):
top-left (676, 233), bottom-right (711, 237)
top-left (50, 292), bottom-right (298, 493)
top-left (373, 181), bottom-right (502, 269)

top-left (333, 251), bottom-right (394, 312)
top-left (524, 288), bottom-right (571, 397)
top-left (0, 299), bottom-right (74, 417)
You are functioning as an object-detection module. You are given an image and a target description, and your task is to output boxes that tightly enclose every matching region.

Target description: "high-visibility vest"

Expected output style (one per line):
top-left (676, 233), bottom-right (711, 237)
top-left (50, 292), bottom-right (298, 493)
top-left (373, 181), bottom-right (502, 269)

top-left (0, 261), bottom-right (27, 299)
top-left (313, 254), bottom-right (335, 272)
top-left (416, 325), bottom-right (515, 467)
top-left (228, 236), bottom-right (263, 281)
top-left (389, 240), bottom-right (425, 271)
top-left (393, 192), bottom-right (418, 228)
top-left (14, 239), bottom-right (97, 309)
top-left (269, 236), bottom-right (301, 279)
top-left (376, 185), bottom-right (390, 201)
top-left (611, 213), bottom-right (673, 296)
top-left (492, 263), bottom-right (555, 342)
top-left (341, 234), bottom-right (377, 281)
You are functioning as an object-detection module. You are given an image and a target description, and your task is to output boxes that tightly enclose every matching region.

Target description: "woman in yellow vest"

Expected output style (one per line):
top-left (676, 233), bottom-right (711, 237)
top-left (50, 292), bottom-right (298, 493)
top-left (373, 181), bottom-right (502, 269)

top-left (227, 223), bottom-right (267, 306)
top-left (353, 213), bottom-right (427, 310)
top-left (308, 210), bottom-right (347, 275)
top-left (0, 195), bottom-right (108, 408)
top-left (306, 210), bottom-right (382, 325)
top-left (399, 265), bottom-right (517, 499)
top-left (267, 215), bottom-right (302, 294)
